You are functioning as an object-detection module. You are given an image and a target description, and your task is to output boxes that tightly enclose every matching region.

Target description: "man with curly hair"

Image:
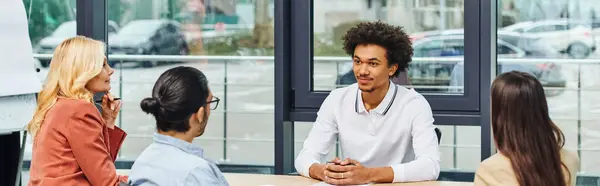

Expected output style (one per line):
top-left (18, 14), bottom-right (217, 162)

top-left (295, 21), bottom-right (440, 185)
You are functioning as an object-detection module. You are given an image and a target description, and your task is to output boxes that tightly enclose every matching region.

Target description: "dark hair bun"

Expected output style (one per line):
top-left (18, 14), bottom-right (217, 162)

top-left (145, 66), bottom-right (210, 132)
top-left (140, 97), bottom-right (160, 114)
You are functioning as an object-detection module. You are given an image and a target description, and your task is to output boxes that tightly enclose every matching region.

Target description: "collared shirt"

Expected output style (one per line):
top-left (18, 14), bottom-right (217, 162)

top-left (294, 82), bottom-right (440, 183)
top-left (128, 133), bottom-right (229, 186)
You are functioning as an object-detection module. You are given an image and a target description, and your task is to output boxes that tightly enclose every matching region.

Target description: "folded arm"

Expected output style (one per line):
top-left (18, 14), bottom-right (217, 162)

top-left (295, 94), bottom-right (339, 180)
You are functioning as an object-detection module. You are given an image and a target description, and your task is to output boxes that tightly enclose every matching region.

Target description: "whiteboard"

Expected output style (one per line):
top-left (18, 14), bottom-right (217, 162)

top-left (0, 94), bottom-right (37, 134)
top-left (0, 0), bottom-right (42, 97)
top-left (0, 0), bottom-right (40, 134)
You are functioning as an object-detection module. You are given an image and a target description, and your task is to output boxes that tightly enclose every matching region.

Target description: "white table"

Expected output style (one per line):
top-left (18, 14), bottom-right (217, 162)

top-left (223, 173), bottom-right (473, 186)
top-left (115, 170), bottom-right (473, 186)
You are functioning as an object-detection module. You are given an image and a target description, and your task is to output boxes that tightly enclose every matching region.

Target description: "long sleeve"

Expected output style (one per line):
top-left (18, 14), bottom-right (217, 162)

top-left (184, 165), bottom-right (229, 186)
top-left (390, 98), bottom-right (440, 182)
top-left (294, 93), bottom-right (339, 177)
top-left (108, 126), bottom-right (128, 183)
top-left (66, 104), bottom-right (124, 186)
top-left (107, 126), bottom-right (127, 162)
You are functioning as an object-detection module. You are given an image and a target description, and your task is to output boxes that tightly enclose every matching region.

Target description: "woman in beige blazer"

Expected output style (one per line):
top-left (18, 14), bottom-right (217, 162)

top-left (474, 71), bottom-right (580, 186)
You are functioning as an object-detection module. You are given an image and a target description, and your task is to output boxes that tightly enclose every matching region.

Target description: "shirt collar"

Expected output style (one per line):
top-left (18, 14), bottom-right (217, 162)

top-left (355, 80), bottom-right (398, 115)
top-left (153, 133), bottom-right (204, 158)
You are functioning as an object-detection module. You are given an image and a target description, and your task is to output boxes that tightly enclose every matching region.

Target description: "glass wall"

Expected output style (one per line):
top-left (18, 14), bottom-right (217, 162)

top-left (313, 0), bottom-right (466, 94)
top-left (23, 0), bottom-right (276, 169)
top-left (105, 0), bottom-right (275, 166)
top-left (496, 0), bottom-right (600, 176)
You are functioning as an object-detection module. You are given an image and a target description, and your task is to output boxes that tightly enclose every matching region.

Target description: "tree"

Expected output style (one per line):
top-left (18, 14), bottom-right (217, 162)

top-left (250, 0), bottom-right (273, 49)
top-left (23, 0), bottom-right (74, 44)
top-left (108, 0), bottom-right (132, 25)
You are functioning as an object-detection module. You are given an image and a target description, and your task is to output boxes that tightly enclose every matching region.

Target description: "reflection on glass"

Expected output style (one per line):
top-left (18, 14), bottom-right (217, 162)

top-left (116, 20), bottom-right (163, 37)
top-left (314, 0), bottom-right (466, 94)
top-left (108, 19), bottom-right (189, 68)
top-left (107, 0), bottom-right (275, 166)
top-left (25, 0), bottom-right (76, 68)
top-left (51, 21), bottom-right (77, 37)
top-left (497, 0), bottom-right (600, 176)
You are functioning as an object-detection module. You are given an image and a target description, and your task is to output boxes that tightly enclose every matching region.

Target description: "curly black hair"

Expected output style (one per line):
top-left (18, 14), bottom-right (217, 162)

top-left (342, 21), bottom-right (413, 77)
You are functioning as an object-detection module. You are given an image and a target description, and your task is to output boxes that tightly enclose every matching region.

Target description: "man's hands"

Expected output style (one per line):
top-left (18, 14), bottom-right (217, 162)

top-left (101, 93), bottom-right (121, 129)
top-left (308, 158), bottom-right (394, 184)
top-left (322, 158), bottom-right (372, 185)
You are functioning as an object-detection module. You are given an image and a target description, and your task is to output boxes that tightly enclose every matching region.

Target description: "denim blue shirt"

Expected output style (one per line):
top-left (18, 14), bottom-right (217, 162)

top-left (128, 133), bottom-right (229, 186)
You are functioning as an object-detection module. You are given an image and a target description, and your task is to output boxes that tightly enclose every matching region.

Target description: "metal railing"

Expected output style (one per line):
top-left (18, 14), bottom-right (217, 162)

top-left (32, 54), bottom-right (600, 171)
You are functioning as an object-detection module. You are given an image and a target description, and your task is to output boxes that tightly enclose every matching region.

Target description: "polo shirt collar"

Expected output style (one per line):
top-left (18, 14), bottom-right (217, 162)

top-left (355, 80), bottom-right (398, 115)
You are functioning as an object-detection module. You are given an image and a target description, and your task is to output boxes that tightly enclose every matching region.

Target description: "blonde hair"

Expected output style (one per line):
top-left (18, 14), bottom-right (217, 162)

top-left (27, 36), bottom-right (106, 137)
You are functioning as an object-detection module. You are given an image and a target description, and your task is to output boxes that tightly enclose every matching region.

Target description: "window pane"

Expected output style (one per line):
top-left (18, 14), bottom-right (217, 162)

top-left (438, 125), bottom-right (481, 171)
top-left (107, 0), bottom-right (275, 167)
top-left (313, 0), bottom-right (465, 94)
top-left (498, 0), bottom-right (600, 176)
top-left (24, 0), bottom-right (77, 160)
top-left (27, 0), bottom-right (76, 72)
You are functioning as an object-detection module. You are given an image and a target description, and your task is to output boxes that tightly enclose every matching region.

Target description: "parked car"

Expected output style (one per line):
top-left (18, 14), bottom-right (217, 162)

top-left (108, 19), bottom-right (190, 68)
top-left (410, 28), bottom-right (545, 53)
top-left (34, 20), bottom-right (119, 67)
top-left (591, 20), bottom-right (600, 46)
top-left (336, 35), bottom-right (566, 96)
top-left (501, 19), bottom-right (596, 59)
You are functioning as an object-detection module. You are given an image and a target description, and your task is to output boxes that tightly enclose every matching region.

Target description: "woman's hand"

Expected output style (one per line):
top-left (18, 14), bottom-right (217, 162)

top-left (101, 93), bottom-right (121, 129)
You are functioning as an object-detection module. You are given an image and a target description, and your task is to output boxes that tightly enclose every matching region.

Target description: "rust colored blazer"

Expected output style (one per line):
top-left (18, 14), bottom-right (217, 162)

top-left (28, 98), bottom-right (128, 186)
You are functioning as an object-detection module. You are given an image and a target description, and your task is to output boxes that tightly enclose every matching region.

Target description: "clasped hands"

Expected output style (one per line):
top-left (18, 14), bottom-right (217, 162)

top-left (320, 157), bottom-right (372, 185)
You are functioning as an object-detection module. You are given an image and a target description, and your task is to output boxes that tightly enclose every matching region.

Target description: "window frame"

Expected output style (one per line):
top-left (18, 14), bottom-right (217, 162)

top-left (76, 0), bottom-right (108, 105)
top-left (290, 0), bottom-right (482, 113)
top-left (276, 0), bottom-right (496, 177)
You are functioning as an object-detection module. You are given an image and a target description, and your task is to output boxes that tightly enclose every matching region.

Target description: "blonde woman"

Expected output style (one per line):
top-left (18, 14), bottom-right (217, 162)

top-left (27, 36), bottom-right (128, 186)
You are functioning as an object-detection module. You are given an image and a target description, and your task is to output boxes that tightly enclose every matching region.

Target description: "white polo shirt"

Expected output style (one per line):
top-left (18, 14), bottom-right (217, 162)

top-left (295, 82), bottom-right (440, 183)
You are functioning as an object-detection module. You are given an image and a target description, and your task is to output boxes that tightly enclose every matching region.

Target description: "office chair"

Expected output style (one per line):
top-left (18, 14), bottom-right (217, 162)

top-left (435, 128), bottom-right (442, 144)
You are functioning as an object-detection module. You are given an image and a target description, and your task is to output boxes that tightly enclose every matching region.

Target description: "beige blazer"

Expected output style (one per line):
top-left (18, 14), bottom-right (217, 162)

top-left (474, 149), bottom-right (580, 186)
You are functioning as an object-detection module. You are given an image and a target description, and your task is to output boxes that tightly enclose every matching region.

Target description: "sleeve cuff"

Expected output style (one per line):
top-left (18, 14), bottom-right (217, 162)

top-left (391, 164), bottom-right (405, 183)
top-left (301, 160), bottom-right (318, 178)
top-left (107, 126), bottom-right (127, 161)
top-left (302, 161), bottom-right (319, 178)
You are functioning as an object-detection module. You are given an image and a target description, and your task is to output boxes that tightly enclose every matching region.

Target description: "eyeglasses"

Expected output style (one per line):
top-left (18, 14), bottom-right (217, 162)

top-left (207, 96), bottom-right (220, 110)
